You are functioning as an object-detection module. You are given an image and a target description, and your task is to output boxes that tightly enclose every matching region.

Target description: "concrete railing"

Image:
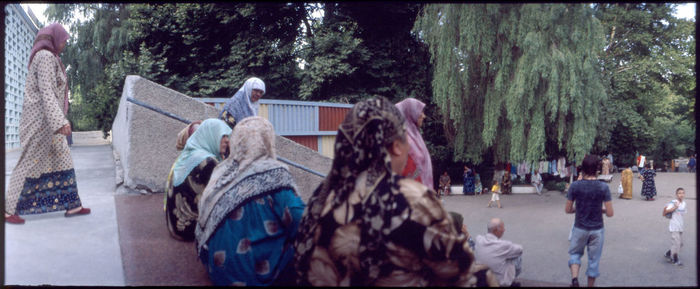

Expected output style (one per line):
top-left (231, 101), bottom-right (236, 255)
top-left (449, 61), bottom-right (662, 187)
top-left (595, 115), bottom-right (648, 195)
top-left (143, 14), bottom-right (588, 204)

top-left (111, 76), bottom-right (331, 202)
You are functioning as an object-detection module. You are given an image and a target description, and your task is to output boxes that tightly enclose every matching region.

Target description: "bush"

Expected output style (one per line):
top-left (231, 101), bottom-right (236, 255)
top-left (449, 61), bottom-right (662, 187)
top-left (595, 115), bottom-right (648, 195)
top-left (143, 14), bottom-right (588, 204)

top-left (512, 177), bottom-right (528, 185)
top-left (544, 180), bottom-right (567, 191)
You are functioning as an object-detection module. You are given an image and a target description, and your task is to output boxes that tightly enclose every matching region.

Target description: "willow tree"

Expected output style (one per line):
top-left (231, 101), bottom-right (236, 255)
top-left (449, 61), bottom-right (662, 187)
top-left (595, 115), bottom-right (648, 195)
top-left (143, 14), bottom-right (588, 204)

top-left (414, 4), bottom-right (608, 165)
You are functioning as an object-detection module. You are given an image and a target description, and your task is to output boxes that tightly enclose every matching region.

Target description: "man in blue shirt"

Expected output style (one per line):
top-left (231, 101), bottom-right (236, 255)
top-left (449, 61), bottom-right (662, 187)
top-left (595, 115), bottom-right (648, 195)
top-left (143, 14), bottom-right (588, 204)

top-left (687, 155), bottom-right (696, 173)
top-left (565, 154), bottom-right (614, 287)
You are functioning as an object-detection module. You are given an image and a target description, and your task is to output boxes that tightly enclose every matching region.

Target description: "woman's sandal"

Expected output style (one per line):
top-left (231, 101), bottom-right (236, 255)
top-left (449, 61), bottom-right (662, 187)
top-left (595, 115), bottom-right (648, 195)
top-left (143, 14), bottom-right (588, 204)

top-left (5, 213), bottom-right (25, 224)
top-left (65, 207), bottom-right (91, 217)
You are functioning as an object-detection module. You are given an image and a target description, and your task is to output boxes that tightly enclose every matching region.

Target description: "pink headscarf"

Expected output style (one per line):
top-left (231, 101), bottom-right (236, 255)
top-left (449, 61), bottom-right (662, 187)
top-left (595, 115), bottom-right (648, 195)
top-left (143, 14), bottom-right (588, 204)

top-left (29, 23), bottom-right (70, 114)
top-left (395, 98), bottom-right (433, 189)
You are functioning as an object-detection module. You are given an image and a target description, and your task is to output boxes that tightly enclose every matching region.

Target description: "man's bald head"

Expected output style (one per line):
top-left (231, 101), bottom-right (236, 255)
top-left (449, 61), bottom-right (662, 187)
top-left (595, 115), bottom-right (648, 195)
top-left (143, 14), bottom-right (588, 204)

top-left (487, 218), bottom-right (505, 238)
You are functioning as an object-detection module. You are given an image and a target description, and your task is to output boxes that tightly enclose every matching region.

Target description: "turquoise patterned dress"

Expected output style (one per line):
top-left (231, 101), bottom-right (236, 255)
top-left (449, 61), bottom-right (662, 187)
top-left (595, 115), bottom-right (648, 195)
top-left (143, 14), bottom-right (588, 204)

top-left (201, 188), bottom-right (305, 286)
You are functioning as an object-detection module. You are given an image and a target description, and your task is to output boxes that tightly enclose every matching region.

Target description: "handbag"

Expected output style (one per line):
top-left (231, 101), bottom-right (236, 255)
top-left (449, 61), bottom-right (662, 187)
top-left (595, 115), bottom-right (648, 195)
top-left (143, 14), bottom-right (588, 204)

top-left (663, 201), bottom-right (674, 219)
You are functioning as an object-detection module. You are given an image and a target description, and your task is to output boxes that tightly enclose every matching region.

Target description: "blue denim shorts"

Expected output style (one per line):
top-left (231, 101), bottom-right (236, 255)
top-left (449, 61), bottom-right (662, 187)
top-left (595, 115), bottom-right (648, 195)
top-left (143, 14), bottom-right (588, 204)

top-left (568, 226), bottom-right (605, 278)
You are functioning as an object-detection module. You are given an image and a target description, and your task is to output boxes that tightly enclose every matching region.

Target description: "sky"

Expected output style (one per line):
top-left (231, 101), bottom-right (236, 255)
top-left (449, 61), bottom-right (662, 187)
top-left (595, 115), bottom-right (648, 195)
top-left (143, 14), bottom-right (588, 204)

top-left (22, 2), bottom-right (697, 26)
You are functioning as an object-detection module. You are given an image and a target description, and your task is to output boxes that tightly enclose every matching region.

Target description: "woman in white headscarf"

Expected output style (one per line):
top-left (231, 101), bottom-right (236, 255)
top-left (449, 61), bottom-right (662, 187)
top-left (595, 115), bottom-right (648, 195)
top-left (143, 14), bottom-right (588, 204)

top-left (220, 77), bottom-right (265, 129)
top-left (196, 117), bottom-right (305, 286)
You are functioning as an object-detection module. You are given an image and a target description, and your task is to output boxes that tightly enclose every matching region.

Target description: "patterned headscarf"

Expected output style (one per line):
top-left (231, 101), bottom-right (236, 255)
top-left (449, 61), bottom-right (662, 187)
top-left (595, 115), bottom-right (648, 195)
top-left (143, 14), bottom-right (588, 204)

top-left (395, 98), bottom-right (434, 190)
top-left (221, 77), bottom-right (265, 125)
top-left (293, 96), bottom-right (408, 284)
top-left (29, 23), bottom-right (70, 114)
top-left (196, 116), bottom-right (297, 255)
top-left (175, 120), bottom-right (203, 151)
top-left (171, 119), bottom-right (232, 187)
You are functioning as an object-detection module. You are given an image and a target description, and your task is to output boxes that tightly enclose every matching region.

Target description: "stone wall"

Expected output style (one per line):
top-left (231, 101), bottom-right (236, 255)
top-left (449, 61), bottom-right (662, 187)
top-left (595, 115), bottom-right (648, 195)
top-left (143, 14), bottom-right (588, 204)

top-left (275, 135), bottom-right (331, 202)
top-left (111, 75), bottom-right (331, 202)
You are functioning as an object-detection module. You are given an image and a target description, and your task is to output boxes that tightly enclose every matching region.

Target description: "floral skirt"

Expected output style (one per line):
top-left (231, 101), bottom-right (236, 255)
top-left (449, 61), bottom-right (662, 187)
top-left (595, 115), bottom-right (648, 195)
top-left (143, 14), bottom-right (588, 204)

top-left (16, 168), bottom-right (81, 215)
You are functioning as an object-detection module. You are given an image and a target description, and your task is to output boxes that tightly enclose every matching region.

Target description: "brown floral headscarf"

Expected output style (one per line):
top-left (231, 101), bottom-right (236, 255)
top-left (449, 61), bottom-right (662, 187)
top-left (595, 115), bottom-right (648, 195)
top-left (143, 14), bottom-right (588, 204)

top-left (293, 96), bottom-right (412, 284)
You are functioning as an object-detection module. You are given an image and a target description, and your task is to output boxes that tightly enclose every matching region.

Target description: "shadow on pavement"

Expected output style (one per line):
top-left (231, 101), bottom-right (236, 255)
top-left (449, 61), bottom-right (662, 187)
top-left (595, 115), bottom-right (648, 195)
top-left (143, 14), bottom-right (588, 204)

top-left (115, 193), bottom-right (211, 286)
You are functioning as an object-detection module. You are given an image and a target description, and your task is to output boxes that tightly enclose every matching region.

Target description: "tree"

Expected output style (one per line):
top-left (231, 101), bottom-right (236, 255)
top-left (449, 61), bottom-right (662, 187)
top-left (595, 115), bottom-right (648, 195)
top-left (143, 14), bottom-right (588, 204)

top-left (414, 4), bottom-right (608, 165)
top-left (593, 3), bottom-right (695, 166)
top-left (45, 4), bottom-right (131, 134)
top-left (128, 3), bottom-right (305, 99)
top-left (296, 3), bottom-right (459, 186)
top-left (46, 3), bottom-right (307, 135)
top-left (297, 3), bottom-right (433, 104)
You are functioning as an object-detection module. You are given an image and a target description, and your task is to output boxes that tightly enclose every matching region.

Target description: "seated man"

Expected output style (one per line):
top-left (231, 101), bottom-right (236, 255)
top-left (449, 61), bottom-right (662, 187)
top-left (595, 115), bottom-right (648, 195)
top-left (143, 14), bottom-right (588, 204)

top-left (438, 171), bottom-right (452, 196)
top-left (531, 169), bottom-right (543, 195)
top-left (474, 218), bottom-right (523, 287)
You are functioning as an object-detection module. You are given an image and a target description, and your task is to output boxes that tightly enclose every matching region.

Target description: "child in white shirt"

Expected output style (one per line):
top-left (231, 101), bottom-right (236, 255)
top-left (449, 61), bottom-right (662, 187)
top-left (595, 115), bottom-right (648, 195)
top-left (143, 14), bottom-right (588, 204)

top-left (663, 187), bottom-right (687, 266)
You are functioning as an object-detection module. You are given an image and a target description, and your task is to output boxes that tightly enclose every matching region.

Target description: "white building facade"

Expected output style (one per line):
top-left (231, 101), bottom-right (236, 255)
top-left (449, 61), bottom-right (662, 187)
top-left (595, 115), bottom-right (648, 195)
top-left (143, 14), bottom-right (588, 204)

top-left (5, 4), bottom-right (39, 150)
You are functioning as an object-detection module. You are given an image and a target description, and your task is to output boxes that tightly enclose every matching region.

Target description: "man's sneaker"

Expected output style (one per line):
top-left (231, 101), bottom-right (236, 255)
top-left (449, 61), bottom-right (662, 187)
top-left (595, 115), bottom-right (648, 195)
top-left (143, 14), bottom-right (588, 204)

top-left (672, 254), bottom-right (683, 266)
top-left (664, 251), bottom-right (673, 263)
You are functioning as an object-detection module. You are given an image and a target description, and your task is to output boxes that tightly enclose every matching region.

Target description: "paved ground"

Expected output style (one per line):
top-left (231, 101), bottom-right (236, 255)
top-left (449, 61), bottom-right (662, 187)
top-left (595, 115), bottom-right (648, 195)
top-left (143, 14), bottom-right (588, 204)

top-left (442, 172), bottom-right (697, 287)
top-left (4, 143), bottom-right (124, 286)
top-left (4, 134), bottom-right (697, 286)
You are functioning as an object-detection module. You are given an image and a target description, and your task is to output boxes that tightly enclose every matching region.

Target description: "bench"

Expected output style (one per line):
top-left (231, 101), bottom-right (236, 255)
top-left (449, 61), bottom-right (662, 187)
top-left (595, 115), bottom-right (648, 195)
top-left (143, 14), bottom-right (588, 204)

top-left (598, 174), bottom-right (613, 182)
top-left (448, 185), bottom-right (538, 194)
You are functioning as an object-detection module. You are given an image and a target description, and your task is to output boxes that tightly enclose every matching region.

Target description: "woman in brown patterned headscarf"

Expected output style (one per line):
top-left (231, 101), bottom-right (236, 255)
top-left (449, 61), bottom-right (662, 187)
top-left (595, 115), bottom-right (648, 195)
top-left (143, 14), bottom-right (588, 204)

top-left (175, 120), bottom-right (203, 151)
top-left (292, 97), bottom-right (497, 286)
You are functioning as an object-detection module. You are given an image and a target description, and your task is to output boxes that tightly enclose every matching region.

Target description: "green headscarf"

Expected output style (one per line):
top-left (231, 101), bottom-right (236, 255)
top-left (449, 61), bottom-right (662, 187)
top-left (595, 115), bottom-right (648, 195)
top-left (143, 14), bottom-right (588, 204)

top-left (172, 118), bottom-right (232, 187)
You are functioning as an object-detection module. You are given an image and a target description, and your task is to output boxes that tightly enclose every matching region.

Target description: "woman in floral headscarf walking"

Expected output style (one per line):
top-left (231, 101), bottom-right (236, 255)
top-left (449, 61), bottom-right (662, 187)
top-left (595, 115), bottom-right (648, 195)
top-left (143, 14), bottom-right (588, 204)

top-left (5, 23), bottom-right (90, 224)
top-left (292, 97), bottom-right (497, 286)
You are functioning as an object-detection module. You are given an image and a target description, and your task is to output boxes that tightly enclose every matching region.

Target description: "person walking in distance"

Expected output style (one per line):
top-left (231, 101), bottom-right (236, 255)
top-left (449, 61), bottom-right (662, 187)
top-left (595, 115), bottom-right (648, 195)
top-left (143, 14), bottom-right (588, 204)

top-left (565, 155), bottom-right (614, 287)
top-left (487, 179), bottom-right (502, 209)
top-left (662, 188), bottom-right (687, 266)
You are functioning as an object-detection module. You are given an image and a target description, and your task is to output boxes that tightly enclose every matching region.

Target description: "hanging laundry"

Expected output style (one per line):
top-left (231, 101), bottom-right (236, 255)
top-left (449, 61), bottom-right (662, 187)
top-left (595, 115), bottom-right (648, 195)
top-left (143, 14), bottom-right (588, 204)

top-left (557, 157), bottom-right (566, 177)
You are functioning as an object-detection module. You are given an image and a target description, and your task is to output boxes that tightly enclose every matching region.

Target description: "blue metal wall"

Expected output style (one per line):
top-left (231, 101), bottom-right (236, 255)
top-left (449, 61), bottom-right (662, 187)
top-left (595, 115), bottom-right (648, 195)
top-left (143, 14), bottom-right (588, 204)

top-left (197, 98), bottom-right (352, 158)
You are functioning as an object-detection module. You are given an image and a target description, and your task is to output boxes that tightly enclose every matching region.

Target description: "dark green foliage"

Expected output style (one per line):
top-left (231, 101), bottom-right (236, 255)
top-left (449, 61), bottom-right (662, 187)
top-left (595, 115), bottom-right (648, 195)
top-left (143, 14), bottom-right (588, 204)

top-left (298, 3), bottom-right (432, 104)
top-left (593, 3), bottom-right (695, 165)
top-left (46, 4), bottom-right (130, 135)
top-left (46, 3), bottom-right (306, 136)
top-left (129, 3), bottom-right (304, 99)
top-left (42, 2), bottom-right (693, 170)
top-left (298, 3), bottom-right (454, 187)
top-left (544, 180), bottom-right (567, 192)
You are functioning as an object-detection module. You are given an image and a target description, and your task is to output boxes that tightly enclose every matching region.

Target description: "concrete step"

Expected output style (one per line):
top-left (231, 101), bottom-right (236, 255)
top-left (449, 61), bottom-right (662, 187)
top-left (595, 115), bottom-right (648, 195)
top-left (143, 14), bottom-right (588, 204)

top-left (72, 130), bottom-right (112, 146)
top-left (512, 185), bottom-right (537, 194)
top-left (449, 185), bottom-right (538, 194)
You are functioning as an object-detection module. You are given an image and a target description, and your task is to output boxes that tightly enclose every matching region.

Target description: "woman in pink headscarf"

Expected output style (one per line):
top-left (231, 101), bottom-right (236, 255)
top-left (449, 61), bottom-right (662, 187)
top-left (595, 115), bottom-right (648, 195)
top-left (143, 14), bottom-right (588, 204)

top-left (395, 98), bottom-right (434, 190)
top-left (5, 23), bottom-right (90, 224)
